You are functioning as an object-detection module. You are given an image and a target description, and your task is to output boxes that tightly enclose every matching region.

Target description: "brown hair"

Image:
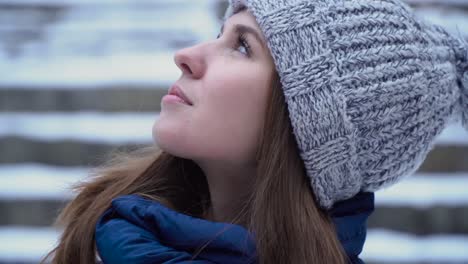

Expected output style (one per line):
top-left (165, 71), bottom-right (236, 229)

top-left (41, 74), bottom-right (347, 264)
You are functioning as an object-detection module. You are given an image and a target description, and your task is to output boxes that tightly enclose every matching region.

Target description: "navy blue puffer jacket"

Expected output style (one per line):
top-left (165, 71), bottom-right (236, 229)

top-left (95, 192), bottom-right (374, 264)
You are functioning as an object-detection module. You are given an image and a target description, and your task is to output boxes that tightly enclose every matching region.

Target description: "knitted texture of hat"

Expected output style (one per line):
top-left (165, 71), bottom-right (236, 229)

top-left (225, 0), bottom-right (468, 209)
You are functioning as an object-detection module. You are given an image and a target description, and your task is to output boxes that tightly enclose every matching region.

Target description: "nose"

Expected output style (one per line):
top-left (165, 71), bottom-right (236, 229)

top-left (174, 43), bottom-right (207, 79)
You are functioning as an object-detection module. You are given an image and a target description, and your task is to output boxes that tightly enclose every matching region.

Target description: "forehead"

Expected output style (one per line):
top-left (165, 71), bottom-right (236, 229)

top-left (225, 10), bottom-right (258, 29)
top-left (223, 10), bottom-right (268, 47)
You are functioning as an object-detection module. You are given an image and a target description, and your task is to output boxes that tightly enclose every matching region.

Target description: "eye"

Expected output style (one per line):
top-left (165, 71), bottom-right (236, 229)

top-left (237, 33), bottom-right (251, 56)
top-left (216, 32), bottom-right (251, 57)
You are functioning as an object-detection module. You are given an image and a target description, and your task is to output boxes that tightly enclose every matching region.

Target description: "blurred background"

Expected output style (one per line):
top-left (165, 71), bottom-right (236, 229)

top-left (0, 0), bottom-right (467, 263)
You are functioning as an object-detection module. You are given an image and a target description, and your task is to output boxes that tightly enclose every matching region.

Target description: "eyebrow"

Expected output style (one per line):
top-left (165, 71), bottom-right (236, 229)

top-left (221, 23), bottom-right (267, 51)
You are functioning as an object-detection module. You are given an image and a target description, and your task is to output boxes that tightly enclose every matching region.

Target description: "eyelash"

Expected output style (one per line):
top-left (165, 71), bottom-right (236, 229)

top-left (237, 33), bottom-right (251, 56)
top-left (216, 32), bottom-right (251, 56)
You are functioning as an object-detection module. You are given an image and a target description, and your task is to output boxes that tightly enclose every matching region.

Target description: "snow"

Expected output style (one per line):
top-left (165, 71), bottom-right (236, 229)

top-left (406, 0), bottom-right (468, 6)
top-left (0, 53), bottom-right (180, 88)
top-left (1, 226), bottom-right (467, 263)
top-left (0, 0), bottom-right (218, 6)
top-left (0, 164), bottom-right (88, 200)
top-left (433, 121), bottom-right (468, 145)
top-left (375, 173), bottom-right (468, 207)
top-left (0, 1), bottom-right (466, 263)
top-left (0, 112), bottom-right (159, 143)
top-left (1, 164), bottom-right (468, 206)
top-left (0, 113), bottom-right (466, 144)
top-left (0, 226), bottom-right (61, 263)
top-left (413, 6), bottom-right (468, 36)
top-left (1, 1), bottom-right (466, 88)
top-left (0, 0), bottom-right (220, 88)
top-left (363, 229), bottom-right (468, 262)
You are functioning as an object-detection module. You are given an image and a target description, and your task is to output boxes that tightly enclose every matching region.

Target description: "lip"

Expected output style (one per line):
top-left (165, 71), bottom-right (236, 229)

top-left (168, 84), bottom-right (193, 106)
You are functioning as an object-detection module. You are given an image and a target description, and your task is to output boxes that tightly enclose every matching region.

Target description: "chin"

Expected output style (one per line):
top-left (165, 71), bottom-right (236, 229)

top-left (151, 121), bottom-right (161, 145)
top-left (152, 123), bottom-right (187, 158)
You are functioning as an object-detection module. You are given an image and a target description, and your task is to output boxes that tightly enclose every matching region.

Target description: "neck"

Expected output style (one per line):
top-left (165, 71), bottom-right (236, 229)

top-left (196, 160), bottom-right (255, 225)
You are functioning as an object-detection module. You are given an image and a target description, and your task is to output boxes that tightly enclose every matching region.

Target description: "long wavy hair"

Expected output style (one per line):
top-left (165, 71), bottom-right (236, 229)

top-left (40, 73), bottom-right (347, 264)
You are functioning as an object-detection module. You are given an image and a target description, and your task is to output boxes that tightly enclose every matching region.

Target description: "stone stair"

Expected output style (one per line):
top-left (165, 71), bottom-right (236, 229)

top-left (1, 0), bottom-right (467, 263)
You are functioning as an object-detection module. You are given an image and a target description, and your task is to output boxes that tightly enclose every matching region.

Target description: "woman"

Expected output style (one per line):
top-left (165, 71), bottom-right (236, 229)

top-left (42, 0), bottom-right (467, 263)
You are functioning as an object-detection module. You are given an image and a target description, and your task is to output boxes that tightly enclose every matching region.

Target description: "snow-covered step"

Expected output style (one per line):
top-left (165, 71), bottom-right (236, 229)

top-left (0, 53), bottom-right (181, 88)
top-left (0, 164), bottom-right (88, 226)
top-left (434, 122), bottom-right (468, 145)
top-left (0, 0), bottom-right (221, 84)
top-left (0, 113), bottom-right (465, 145)
top-left (375, 172), bottom-right (468, 208)
top-left (0, 114), bottom-right (466, 167)
top-left (369, 173), bottom-right (468, 235)
top-left (369, 204), bottom-right (467, 236)
top-left (413, 6), bottom-right (468, 36)
top-left (1, 140), bottom-right (464, 171)
top-left (0, 137), bottom-right (128, 166)
top-left (0, 87), bottom-right (167, 112)
top-left (1, 164), bottom-right (467, 204)
top-left (0, 1), bottom-right (466, 88)
top-left (0, 164), bottom-right (467, 232)
top-left (0, 227), bottom-right (467, 264)
top-left (1, 0), bottom-right (462, 7)
top-left (406, 0), bottom-right (468, 8)
top-left (0, 164), bottom-right (87, 200)
top-left (363, 229), bottom-right (468, 264)
top-left (0, 226), bottom-right (60, 264)
top-left (0, 112), bottom-right (159, 167)
top-left (0, 112), bottom-right (157, 144)
top-left (0, 11), bottom-right (214, 58)
top-left (0, 0), bottom-right (218, 6)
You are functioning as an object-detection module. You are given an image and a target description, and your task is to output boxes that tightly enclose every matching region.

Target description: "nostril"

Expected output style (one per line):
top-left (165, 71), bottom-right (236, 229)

top-left (181, 63), bottom-right (192, 74)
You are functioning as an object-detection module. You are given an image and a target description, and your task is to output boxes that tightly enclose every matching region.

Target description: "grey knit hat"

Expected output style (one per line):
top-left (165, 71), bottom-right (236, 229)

top-left (224, 0), bottom-right (468, 209)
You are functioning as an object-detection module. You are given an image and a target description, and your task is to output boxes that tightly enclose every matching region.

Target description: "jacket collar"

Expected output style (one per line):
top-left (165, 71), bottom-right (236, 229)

top-left (96, 194), bottom-right (257, 264)
top-left (96, 192), bottom-right (374, 263)
top-left (329, 192), bottom-right (375, 260)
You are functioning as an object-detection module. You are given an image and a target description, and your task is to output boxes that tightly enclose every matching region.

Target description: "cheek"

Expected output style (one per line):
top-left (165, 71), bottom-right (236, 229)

top-left (193, 74), bottom-right (270, 160)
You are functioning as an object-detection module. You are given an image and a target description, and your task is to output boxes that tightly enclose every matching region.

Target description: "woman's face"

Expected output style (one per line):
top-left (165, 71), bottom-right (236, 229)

top-left (153, 10), bottom-right (275, 167)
